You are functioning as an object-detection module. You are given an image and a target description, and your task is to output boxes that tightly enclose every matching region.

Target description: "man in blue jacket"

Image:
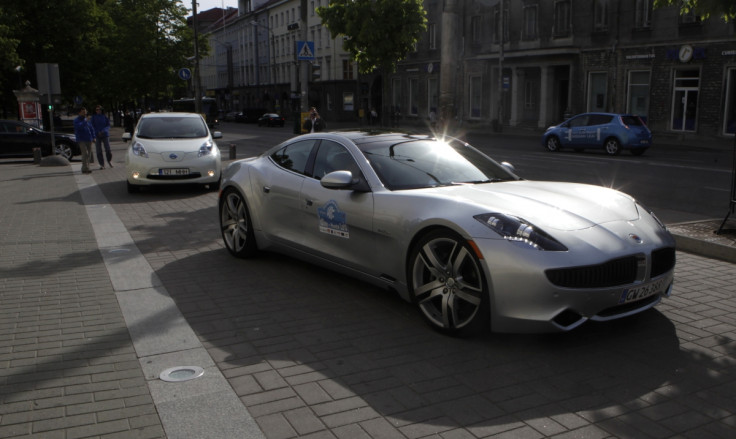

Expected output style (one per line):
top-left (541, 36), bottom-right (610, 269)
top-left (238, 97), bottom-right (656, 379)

top-left (91, 105), bottom-right (113, 169)
top-left (73, 107), bottom-right (95, 174)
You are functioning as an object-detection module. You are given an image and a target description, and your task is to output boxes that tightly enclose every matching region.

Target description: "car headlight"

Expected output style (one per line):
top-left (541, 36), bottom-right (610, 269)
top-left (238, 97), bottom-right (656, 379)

top-left (474, 213), bottom-right (568, 251)
top-left (132, 141), bottom-right (148, 158)
top-left (198, 141), bottom-right (215, 157)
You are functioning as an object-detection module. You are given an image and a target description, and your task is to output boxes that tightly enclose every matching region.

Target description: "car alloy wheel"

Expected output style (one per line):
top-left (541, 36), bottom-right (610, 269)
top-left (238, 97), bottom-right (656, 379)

top-left (220, 188), bottom-right (258, 258)
top-left (605, 138), bottom-right (621, 155)
top-left (55, 143), bottom-right (73, 160)
top-left (546, 136), bottom-right (561, 152)
top-left (410, 230), bottom-right (488, 336)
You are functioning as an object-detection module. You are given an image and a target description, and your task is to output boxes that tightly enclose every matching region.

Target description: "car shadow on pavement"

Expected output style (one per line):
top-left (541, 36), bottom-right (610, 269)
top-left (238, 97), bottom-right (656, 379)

top-left (151, 248), bottom-right (736, 437)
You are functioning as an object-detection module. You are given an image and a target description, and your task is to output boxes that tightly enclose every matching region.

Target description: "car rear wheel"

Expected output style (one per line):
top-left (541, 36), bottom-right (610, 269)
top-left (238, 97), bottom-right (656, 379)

top-left (220, 188), bottom-right (258, 258)
top-left (605, 138), bottom-right (622, 155)
top-left (545, 136), bottom-right (561, 152)
top-left (55, 143), bottom-right (73, 160)
top-left (409, 229), bottom-right (489, 336)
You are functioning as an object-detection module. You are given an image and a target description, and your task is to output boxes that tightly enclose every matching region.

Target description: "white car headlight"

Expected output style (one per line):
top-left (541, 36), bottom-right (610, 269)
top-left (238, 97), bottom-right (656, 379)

top-left (198, 141), bottom-right (214, 157)
top-left (474, 213), bottom-right (568, 251)
top-left (132, 141), bottom-right (148, 158)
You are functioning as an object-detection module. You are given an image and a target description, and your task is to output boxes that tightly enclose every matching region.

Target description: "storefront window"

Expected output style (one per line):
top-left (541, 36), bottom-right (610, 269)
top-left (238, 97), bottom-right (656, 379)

top-left (409, 78), bottom-right (419, 116)
top-left (469, 76), bottom-right (482, 118)
top-left (671, 69), bottom-right (699, 132)
top-left (587, 72), bottom-right (607, 112)
top-left (627, 71), bottom-right (650, 123)
top-left (725, 68), bottom-right (736, 135)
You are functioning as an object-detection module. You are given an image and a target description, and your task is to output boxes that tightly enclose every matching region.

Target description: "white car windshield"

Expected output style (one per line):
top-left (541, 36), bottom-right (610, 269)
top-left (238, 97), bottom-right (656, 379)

top-left (361, 138), bottom-right (518, 190)
top-left (137, 117), bottom-right (208, 139)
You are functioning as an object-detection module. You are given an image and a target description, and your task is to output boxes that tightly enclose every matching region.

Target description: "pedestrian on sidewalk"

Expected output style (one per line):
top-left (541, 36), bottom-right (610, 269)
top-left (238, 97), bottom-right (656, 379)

top-left (73, 107), bottom-right (95, 174)
top-left (303, 107), bottom-right (326, 133)
top-left (92, 105), bottom-right (113, 169)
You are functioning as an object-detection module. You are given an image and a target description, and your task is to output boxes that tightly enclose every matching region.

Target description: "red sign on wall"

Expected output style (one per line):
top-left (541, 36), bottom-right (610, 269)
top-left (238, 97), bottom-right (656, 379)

top-left (20, 102), bottom-right (39, 119)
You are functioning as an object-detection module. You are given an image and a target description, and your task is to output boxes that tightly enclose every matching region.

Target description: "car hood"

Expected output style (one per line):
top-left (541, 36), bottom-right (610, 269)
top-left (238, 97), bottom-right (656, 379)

top-left (440, 180), bottom-right (639, 231)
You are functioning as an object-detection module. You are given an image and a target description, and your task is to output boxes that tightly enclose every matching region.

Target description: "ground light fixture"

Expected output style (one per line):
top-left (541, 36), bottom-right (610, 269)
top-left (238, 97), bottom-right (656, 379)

top-left (159, 366), bottom-right (205, 382)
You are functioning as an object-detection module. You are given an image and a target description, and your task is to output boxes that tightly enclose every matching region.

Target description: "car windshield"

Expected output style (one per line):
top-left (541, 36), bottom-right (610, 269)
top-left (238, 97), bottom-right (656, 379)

top-left (136, 116), bottom-right (208, 139)
top-left (361, 138), bottom-right (518, 190)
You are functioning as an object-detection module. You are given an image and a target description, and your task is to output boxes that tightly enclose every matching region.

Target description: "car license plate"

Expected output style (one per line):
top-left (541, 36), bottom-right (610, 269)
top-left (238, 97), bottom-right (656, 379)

top-left (619, 278), bottom-right (665, 304)
top-left (160, 168), bottom-right (189, 176)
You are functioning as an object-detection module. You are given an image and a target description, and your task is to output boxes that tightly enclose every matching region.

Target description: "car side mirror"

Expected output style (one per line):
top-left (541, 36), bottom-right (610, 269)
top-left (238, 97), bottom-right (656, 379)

top-left (212, 131), bottom-right (223, 139)
top-left (501, 161), bottom-right (516, 173)
top-left (122, 132), bottom-right (132, 143)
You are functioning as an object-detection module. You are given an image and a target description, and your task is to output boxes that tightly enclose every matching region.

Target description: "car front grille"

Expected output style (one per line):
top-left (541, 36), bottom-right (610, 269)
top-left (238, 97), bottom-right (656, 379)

top-left (147, 172), bottom-right (202, 180)
top-left (546, 256), bottom-right (639, 288)
top-left (545, 247), bottom-right (675, 289)
top-left (651, 247), bottom-right (676, 277)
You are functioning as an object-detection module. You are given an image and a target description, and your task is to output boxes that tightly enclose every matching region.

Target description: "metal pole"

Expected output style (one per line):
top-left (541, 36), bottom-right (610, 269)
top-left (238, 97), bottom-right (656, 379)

top-left (192, 0), bottom-right (202, 114)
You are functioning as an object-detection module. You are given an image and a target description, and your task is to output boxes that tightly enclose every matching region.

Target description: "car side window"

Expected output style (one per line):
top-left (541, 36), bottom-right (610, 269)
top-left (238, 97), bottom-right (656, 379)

top-left (270, 140), bottom-right (315, 175)
top-left (311, 140), bottom-right (360, 180)
top-left (588, 115), bottom-right (612, 126)
top-left (568, 116), bottom-right (588, 128)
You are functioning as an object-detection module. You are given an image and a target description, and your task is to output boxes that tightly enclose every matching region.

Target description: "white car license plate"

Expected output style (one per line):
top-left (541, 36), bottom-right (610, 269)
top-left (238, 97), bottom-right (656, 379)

top-left (619, 278), bottom-right (665, 304)
top-left (160, 168), bottom-right (189, 176)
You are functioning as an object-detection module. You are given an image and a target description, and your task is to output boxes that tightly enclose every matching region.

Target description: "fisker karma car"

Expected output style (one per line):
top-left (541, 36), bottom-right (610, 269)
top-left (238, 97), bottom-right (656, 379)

top-left (218, 130), bottom-right (676, 335)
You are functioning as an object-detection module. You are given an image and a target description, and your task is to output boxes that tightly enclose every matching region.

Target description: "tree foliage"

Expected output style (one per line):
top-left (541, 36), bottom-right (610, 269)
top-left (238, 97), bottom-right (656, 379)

top-left (317, 0), bottom-right (427, 74)
top-left (0, 0), bottom-right (199, 115)
top-left (653, 0), bottom-right (736, 21)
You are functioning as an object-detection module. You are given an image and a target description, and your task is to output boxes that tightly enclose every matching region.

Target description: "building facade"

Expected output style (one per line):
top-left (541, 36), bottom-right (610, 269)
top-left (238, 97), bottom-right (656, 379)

top-left (388, 0), bottom-right (736, 139)
top-left (197, 0), bottom-right (362, 123)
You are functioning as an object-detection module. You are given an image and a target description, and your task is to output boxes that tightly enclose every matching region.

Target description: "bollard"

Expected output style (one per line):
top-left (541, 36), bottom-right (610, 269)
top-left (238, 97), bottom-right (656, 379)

top-left (229, 143), bottom-right (236, 160)
top-left (33, 148), bottom-right (42, 164)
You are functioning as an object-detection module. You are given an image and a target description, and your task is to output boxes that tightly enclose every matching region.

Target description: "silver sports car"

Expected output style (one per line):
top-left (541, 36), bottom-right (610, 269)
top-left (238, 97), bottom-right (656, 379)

top-left (219, 131), bottom-right (675, 335)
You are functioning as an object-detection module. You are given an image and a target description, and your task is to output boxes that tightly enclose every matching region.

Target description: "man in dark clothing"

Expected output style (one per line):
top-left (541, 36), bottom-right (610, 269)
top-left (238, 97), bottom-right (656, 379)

top-left (73, 107), bottom-right (95, 174)
top-left (303, 107), bottom-right (326, 133)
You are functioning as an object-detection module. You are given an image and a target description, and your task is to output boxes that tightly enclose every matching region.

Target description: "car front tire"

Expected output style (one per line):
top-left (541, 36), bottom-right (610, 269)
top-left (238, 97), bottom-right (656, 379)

top-left (409, 229), bottom-right (489, 336)
top-left (545, 136), bottom-right (561, 152)
top-left (220, 188), bottom-right (258, 258)
top-left (605, 138), bottom-right (622, 155)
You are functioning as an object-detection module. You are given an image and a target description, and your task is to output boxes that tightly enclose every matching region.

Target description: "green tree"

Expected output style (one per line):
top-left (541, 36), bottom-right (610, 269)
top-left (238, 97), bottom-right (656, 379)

top-left (653, 0), bottom-right (736, 21)
top-left (317, 0), bottom-right (427, 74)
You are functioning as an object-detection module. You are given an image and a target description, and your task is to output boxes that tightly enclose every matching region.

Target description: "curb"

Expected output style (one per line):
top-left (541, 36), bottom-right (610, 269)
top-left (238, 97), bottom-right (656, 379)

top-left (668, 219), bottom-right (736, 263)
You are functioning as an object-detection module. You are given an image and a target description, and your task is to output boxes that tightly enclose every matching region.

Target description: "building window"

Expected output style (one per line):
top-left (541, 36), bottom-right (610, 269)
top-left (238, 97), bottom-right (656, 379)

top-left (469, 76), bottom-right (481, 118)
top-left (524, 80), bottom-right (536, 109)
top-left (635, 0), bottom-right (652, 28)
top-left (428, 23), bottom-right (437, 50)
top-left (409, 78), bottom-right (419, 116)
top-left (392, 77), bottom-right (402, 116)
top-left (471, 15), bottom-right (481, 44)
top-left (494, 5), bottom-right (508, 43)
top-left (342, 59), bottom-right (353, 80)
top-left (554, 1), bottom-right (571, 37)
top-left (523, 5), bottom-right (538, 41)
top-left (671, 69), bottom-right (699, 132)
top-left (724, 68), bottom-right (736, 135)
top-left (587, 72), bottom-right (608, 112)
top-left (627, 71), bottom-right (650, 123)
top-left (428, 77), bottom-right (438, 116)
top-left (680, 8), bottom-right (701, 24)
top-left (594, 0), bottom-right (608, 31)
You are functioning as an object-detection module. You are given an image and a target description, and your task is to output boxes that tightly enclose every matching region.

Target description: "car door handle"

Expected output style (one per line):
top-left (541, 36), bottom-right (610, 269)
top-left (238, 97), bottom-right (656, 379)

top-left (263, 186), bottom-right (270, 193)
top-left (305, 199), bottom-right (313, 206)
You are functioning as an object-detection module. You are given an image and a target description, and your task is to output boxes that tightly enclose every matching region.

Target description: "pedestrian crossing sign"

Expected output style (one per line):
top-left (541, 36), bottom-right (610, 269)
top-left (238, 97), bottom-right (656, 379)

top-left (297, 41), bottom-right (315, 60)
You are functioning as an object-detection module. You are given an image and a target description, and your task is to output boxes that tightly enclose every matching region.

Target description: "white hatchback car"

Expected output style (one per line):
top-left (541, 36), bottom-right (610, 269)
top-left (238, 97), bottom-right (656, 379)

top-left (123, 112), bottom-right (222, 193)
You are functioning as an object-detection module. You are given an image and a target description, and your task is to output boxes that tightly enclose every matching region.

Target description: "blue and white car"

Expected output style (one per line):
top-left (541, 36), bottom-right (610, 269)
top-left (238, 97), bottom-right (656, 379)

top-left (542, 112), bottom-right (652, 156)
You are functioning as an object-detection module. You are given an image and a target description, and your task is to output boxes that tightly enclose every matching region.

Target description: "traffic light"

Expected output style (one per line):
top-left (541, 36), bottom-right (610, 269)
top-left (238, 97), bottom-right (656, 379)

top-left (311, 64), bottom-right (321, 81)
top-left (48, 104), bottom-right (53, 111)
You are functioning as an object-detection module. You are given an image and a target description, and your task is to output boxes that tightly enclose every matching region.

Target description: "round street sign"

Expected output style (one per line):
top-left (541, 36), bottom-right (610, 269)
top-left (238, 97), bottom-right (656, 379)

top-left (178, 68), bottom-right (192, 81)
